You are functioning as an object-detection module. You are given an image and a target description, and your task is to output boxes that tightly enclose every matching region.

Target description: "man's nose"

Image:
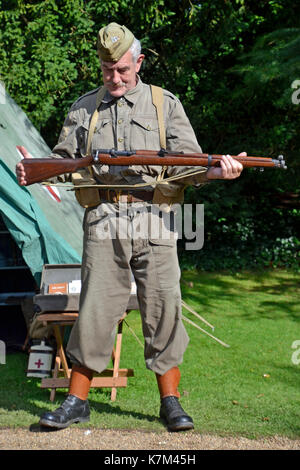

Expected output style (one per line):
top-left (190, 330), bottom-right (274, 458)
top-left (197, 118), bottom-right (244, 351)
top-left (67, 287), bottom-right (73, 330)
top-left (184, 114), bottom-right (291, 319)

top-left (112, 70), bottom-right (121, 84)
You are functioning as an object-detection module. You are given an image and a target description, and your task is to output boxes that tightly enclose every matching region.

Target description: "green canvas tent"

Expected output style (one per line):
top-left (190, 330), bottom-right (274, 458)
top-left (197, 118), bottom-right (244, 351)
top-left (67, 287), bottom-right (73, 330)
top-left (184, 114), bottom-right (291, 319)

top-left (0, 83), bottom-right (84, 286)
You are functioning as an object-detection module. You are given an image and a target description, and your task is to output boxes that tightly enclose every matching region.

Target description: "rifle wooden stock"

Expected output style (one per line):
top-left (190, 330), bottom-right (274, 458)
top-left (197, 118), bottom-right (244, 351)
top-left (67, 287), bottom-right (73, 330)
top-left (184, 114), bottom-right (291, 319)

top-left (20, 150), bottom-right (286, 186)
top-left (21, 155), bottom-right (94, 185)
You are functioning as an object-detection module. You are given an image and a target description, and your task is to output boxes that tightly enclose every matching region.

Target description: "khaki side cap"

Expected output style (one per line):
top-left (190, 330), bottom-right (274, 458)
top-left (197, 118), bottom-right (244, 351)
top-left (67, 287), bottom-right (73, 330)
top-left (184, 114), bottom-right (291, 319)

top-left (97, 22), bottom-right (134, 62)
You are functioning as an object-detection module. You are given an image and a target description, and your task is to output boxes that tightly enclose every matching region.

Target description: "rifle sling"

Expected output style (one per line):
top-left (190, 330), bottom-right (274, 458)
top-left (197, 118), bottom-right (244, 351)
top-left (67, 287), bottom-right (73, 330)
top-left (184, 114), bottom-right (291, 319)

top-left (45, 167), bottom-right (207, 190)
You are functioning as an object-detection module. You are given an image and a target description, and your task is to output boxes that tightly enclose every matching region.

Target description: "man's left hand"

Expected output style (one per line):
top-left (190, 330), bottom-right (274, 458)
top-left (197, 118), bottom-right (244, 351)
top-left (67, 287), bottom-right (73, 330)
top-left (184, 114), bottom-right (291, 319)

top-left (206, 152), bottom-right (245, 180)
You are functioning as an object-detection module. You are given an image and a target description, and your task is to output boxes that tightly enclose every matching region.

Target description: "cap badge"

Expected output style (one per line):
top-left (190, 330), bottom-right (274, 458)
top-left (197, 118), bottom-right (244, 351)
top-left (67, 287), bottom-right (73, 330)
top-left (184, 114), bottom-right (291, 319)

top-left (111, 36), bottom-right (120, 43)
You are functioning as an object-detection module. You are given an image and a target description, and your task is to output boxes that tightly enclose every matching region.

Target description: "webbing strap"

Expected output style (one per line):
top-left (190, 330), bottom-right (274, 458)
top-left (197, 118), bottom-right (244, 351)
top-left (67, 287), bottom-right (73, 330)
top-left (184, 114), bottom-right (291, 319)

top-left (86, 86), bottom-right (107, 157)
top-left (150, 84), bottom-right (167, 181)
top-left (150, 84), bottom-right (166, 151)
top-left (85, 86), bottom-right (107, 176)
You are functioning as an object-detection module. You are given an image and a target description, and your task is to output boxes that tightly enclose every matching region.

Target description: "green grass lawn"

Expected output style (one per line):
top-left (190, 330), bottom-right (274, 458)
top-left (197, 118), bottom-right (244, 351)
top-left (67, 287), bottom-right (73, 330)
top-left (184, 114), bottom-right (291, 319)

top-left (0, 269), bottom-right (299, 439)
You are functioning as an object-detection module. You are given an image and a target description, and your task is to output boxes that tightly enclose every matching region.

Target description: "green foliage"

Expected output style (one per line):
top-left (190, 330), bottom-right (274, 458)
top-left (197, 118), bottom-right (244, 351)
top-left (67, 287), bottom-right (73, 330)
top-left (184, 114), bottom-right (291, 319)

top-left (0, 0), bottom-right (99, 142)
top-left (0, 0), bottom-right (299, 270)
top-left (179, 169), bottom-right (300, 272)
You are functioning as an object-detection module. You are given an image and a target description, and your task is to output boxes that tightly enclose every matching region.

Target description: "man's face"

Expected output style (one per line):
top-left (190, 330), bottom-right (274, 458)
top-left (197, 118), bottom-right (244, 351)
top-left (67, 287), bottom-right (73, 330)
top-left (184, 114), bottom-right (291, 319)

top-left (100, 49), bottom-right (144, 98)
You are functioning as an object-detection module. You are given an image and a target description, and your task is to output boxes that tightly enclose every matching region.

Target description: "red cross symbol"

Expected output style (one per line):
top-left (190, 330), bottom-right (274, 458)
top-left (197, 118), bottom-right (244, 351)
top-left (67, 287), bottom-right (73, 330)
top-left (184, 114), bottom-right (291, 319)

top-left (35, 359), bottom-right (44, 369)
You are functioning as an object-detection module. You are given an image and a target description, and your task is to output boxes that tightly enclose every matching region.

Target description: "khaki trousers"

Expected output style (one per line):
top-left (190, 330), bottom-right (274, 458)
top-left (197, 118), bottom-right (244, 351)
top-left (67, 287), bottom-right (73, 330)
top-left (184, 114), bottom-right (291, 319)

top-left (66, 202), bottom-right (189, 375)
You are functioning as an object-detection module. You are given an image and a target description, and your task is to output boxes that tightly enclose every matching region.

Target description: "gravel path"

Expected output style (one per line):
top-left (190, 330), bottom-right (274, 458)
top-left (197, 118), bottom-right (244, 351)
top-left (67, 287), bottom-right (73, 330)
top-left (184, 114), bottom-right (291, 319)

top-left (0, 427), bottom-right (299, 450)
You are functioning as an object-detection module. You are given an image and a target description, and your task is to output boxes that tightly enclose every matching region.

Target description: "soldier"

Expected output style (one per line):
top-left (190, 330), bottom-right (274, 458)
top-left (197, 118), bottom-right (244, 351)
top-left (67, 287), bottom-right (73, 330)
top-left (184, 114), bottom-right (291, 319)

top-left (16, 23), bottom-right (243, 431)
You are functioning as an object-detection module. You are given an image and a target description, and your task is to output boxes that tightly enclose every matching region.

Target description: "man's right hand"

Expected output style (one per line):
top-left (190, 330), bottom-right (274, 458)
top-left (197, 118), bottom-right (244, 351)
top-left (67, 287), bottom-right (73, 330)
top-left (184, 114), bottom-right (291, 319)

top-left (15, 146), bottom-right (33, 186)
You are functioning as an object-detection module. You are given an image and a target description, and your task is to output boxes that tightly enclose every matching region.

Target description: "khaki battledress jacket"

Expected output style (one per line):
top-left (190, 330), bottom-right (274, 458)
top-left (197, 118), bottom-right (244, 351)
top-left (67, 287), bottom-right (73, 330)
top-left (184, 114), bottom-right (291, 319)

top-left (52, 77), bottom-right (209, 375)
top-left (52, 76), bottom-right (208, 192)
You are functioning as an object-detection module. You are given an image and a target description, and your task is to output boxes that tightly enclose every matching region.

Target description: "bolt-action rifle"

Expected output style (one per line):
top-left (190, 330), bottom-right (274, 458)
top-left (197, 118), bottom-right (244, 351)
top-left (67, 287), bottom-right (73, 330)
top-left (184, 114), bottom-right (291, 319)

top-left (19, 148), bottom-right (287, 186)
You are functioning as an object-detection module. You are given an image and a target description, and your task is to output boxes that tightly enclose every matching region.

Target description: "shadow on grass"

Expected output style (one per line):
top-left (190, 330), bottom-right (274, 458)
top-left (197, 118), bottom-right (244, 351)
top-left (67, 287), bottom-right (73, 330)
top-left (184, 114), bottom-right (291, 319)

top-left (181, 269), bottom-right (300, 322)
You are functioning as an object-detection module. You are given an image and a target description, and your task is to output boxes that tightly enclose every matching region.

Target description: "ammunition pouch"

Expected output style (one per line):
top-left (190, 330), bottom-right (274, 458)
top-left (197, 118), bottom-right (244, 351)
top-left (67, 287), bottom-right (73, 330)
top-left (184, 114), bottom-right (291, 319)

top-left (152, 181), bottom-right (185, 208)
top-left (72, 169), bottom-right (101, 208)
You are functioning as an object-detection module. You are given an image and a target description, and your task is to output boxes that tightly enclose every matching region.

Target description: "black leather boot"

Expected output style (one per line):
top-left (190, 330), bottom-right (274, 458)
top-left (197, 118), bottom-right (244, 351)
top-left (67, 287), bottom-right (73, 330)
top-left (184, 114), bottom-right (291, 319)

top-left (39, 394), bottom-right (90, 429)
top-left (160, 396), bottom-right (194, 432)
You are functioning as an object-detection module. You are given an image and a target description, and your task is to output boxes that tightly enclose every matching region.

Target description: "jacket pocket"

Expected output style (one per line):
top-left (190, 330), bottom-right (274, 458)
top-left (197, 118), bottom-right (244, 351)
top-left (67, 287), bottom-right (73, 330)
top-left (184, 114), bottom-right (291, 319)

top-left (93, 118), bottom-right (114, 150)
top-left (94, 118), bottom-right (112, 133)
top-left (149, 238), bottom-right (177, 248)
top-left (84, 205), bottom-right (110, 242)
top-left (130, 116), bottom-right (160, 149)
top-left (148, 206), bottom-right (178, 246)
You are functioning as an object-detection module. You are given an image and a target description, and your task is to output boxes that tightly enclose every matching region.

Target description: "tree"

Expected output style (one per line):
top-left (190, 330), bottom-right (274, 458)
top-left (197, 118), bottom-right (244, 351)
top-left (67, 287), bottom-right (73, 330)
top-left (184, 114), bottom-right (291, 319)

top-left (0, 0), bottom-right (299, 269)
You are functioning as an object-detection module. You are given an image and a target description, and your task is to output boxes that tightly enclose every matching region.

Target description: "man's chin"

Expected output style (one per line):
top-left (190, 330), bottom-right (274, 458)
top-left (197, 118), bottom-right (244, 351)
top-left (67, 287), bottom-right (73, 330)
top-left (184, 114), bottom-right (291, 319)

top-left (108, 86), bottom-right (127, 97)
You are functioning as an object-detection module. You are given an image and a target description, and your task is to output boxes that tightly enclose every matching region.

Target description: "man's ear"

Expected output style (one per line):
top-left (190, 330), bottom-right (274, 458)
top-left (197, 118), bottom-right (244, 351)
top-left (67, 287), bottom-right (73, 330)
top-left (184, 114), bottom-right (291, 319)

top-left (135, 54), bottom-right (145, 73)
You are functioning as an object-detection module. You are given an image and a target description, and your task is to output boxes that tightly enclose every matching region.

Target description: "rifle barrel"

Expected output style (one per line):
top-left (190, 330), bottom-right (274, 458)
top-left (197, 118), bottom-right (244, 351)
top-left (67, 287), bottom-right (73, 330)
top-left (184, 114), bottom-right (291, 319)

top-left (95, 153), bottom-right (285, 168)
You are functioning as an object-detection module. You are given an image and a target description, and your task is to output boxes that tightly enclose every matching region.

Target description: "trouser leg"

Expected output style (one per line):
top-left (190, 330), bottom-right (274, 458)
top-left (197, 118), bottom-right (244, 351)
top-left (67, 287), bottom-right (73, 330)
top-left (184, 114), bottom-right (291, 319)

top-left (131, 229), bottom-right (193, 431)
top-left (67, 205), bottom-right (133, 373)
top-left (131, 237), bottom-right (189, 376)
